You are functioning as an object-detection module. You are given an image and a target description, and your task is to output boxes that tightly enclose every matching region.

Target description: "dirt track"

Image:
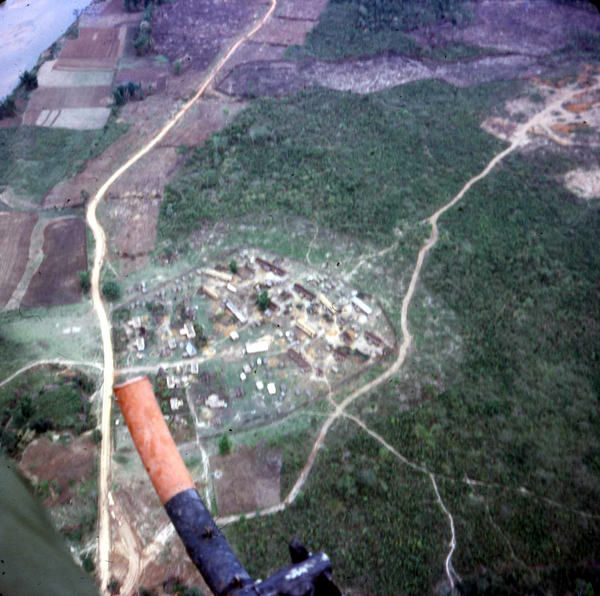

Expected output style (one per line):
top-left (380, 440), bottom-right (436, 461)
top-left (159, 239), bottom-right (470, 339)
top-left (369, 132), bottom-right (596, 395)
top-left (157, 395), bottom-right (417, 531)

top-left (87, 2), bottom-right (279, 593)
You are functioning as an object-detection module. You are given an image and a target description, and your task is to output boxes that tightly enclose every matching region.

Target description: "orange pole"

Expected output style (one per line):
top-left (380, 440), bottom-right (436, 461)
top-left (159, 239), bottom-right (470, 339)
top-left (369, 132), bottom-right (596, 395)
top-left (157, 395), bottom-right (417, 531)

top-left (113, 376), bottom-right (195, 505)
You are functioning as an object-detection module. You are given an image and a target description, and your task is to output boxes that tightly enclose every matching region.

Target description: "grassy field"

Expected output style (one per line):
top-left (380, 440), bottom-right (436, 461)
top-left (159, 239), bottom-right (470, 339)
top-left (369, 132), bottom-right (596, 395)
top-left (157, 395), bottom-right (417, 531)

top-left (0, 118), bottom-right (128, 204)
top-left (225, 417), bottom-right (449, 596)
top-left (159, 79), bottom-right (521, 243)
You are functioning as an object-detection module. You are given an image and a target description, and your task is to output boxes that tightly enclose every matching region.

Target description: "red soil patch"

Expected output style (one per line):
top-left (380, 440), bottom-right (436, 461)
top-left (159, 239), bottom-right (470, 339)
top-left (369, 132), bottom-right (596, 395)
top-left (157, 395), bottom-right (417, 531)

top-left (19, 436), bottom-right (96, 504)
top-left (0, 212), bottom-right (38, 308)
top-left (115, 68), bottom-right (168, 93)
top-left (552, 122), bottom-right (590, 134)
top-left (250, 16), bottom-right (315, 46)
top-left (53, 57), bottom-right (119, 71)
top-left (21, 217), bottom-right (87, 307)
top-left (564, 102), bottom-right (594, 114)
top-left (61, 28), bottom-right (122, 60)
top-left (210, 444), bottom-right (282, 516)
top-left (275, 0), bottom-right (329, 21)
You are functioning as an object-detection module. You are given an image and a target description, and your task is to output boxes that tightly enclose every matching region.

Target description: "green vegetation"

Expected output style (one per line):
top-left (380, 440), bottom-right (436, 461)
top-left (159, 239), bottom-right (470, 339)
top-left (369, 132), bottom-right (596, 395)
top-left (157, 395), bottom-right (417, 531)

top-left (174, 59), bottom-right (182, 75)
top-left (284, 0), bottom-right (475, 61)
top-left (0, 367), bottom-right (96, 455)
top-left (112, 81), bottom-right (145, 106)
top-left (228, 259), bottom-right (238, 274)
top-left (226, 418), bottom-right (447, 595)
top-left (0, 119), bottom-right (128, 203)
top-left (257, 289), bottom-right (270, 312)
top-left (78, 270), bottom-right (91, 293)
top-left (217, 432), bottom-right (232, 456)
top-left (344, 148), bottom-right (600, 593)
top-left (558, 28), bottom-right (600, 59)
top-left (102, 280), bottom-right (122, 301)
top-left (160, 80), bottom-right (521, 242)
top-left (133, 2), bottom-right (157, 56)
top-left (0, 96), bottom-right (17, 120)
top-left (19, 70), bottom-right (38, 91)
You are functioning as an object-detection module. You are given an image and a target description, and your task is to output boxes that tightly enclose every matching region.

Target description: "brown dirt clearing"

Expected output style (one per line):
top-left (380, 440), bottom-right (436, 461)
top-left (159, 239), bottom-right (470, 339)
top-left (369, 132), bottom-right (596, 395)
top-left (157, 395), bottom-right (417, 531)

top-left (211, 443), bottom-right (282, 516)
top-left (21, 217), bottom-right (87, 308)
top-left (19, 435), bottom-right (96, 504)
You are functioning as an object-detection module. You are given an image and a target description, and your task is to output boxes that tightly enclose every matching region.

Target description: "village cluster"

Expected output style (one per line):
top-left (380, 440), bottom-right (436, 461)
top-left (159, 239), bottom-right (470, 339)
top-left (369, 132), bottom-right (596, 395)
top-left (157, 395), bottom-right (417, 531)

top-left (115, 250), bottom-right (395, 422)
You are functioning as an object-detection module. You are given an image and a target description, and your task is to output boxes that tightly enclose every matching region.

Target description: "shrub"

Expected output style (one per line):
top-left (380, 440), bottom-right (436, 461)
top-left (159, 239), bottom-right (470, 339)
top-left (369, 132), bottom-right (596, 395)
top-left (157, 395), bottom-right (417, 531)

top-left (102, 280), bottom-right (121, 301)
top-left (229, 259), bottom-right (238, 274)
top-left (174, 60), bottom-right (182, 75)
top-left (78, 270), bottom-right (91, 292)
top-left (218, 433), bottom-right (232, 456)
top-left (0, 97), bottom-right (17, 120)
top-left (81, 554), bottom-right (96, 573)
top-left (257, 289), bottom-right (270, 312)
top-left (92, 429), bottom-right (102, 445)
top-left (19, 70), bottom-right (38, 91)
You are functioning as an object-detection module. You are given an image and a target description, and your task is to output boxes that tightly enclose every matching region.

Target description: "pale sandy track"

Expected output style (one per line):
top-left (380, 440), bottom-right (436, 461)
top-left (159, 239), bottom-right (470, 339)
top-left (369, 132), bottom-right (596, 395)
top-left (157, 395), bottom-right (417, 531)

top-left (0, 359), bottom-right (103, 389)
top-left (86, 2), bottom-right (279, 593)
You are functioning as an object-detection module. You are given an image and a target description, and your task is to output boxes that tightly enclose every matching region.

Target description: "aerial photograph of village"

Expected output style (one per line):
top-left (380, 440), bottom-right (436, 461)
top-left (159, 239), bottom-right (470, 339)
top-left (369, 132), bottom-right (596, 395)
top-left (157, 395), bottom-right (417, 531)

top-left (1, 0), bottom-right (600, 595)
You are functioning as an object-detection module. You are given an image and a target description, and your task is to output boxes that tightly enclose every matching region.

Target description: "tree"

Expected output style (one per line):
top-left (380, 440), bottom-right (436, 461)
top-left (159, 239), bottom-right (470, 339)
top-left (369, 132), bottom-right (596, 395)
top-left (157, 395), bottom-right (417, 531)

top-left (102, 280), bottom-right (122, 301)
top-left (257, 289), bottom-right (270, 312)
top-left (78, 270), bottom-right (91, 293)
top-left (19, 70), bottom-right (38, 91)
top-left (217, 433), bottom-right (232, 456)
top-left (228, 259), bottom-right (238, 274)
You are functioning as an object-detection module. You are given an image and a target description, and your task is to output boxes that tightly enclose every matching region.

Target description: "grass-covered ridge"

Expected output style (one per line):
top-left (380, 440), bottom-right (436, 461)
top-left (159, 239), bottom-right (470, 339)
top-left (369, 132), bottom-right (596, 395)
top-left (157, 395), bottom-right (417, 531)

top-left (0, 119), bottom-right (128, 204)
top-left (160, 80), bottom-right (521, 242)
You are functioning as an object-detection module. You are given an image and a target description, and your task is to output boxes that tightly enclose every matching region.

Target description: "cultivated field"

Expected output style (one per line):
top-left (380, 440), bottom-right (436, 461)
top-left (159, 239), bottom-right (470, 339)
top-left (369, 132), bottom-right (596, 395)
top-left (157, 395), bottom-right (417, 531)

top-left (0, 212), bottom-right (39, 308)
top-left (21, 218), bottom-right (87, 308)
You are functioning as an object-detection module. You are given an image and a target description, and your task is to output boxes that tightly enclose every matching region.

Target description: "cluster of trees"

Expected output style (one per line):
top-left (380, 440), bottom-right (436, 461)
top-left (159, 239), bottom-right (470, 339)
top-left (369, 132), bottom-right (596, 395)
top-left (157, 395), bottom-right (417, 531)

top-left (330, 0), bottom-right (472, 32)
top-left (1, 378), bottom-right (97, 456)
top-left (159, 81), bottom-right (515, 243)
top-left (133, 2), bottom-right (159, 56)
top-left (112, 81), bottom-right (145, 106)
top-left (0, 70), bottom-right (38, 120)
top-left (102, 280), bottom-right (121, 301)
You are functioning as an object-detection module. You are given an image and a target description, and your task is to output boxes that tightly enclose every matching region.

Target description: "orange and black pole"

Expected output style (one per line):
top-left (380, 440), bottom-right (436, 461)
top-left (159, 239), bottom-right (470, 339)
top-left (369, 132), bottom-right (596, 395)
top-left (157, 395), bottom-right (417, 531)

top-left (114, 376), bottom-right (340, 596)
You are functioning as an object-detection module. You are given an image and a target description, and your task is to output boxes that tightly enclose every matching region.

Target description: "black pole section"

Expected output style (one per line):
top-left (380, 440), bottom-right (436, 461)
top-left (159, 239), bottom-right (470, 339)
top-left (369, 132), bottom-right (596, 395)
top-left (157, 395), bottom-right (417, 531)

top-left (164, 488), bottom-right (253, 596)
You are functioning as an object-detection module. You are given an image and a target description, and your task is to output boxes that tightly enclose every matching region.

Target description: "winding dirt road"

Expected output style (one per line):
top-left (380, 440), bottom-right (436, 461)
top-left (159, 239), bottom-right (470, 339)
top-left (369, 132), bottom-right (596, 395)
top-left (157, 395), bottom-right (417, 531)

top-left (87, 2), bottom-right (278, 593)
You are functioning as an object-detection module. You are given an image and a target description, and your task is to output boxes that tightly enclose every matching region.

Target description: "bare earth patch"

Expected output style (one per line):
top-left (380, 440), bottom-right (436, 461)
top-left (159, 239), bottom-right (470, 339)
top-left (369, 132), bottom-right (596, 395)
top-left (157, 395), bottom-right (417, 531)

top-left (19, 435), bottom-right (96, 504)
top-left (210, 444), bottom-right (282, 516)
top-left (565, 168), bottom-right (600, 201)
top-left (21, 217), bottom-right (87, 308)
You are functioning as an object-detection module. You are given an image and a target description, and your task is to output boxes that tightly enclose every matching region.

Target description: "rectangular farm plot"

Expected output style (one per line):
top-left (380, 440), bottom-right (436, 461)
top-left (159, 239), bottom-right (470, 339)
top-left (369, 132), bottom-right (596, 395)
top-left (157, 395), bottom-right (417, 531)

top-left (21, 218), bottom-right (87, 308)
top-left (24, 107), bottom-right (111, 130)
top-left (210, 446), bottom-right (282, 515)
top-left (36, 61), bottom-right (114, 88)
top-left (61, 27), bottom-right (123, 61)
top-left (0, 212), bottom-right (39, 308)
top-left (26, 86), bottom-right (112, 111)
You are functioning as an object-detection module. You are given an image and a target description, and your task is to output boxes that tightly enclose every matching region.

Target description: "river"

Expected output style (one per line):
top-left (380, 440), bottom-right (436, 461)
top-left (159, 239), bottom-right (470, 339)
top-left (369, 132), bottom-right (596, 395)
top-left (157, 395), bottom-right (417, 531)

top-left (0, 0), bottom-right (92, 100)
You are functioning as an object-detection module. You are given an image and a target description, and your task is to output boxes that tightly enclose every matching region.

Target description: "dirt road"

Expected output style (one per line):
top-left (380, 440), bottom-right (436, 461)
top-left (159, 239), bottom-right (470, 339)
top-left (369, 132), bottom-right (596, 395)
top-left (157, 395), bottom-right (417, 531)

top-left (87, 2), bottom-right (278, 593)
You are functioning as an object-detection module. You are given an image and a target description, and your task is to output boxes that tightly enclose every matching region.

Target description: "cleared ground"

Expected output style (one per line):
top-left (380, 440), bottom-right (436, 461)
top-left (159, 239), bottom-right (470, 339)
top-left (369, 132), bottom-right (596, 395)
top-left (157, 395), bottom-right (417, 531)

top-left (21, 218), bottom-right (87, 308)
top-left (0, 212), bottom-right (39, 308)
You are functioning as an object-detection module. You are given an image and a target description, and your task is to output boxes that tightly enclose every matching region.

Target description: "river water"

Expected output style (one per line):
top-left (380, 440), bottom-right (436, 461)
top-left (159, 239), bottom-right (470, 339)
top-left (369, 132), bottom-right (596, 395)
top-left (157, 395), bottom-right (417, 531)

top-left (0, 0), bottom-right (92, 100)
